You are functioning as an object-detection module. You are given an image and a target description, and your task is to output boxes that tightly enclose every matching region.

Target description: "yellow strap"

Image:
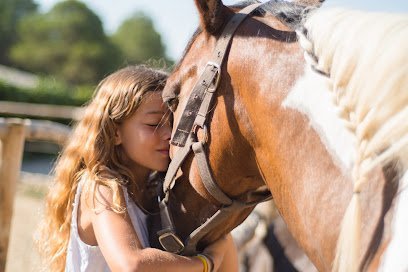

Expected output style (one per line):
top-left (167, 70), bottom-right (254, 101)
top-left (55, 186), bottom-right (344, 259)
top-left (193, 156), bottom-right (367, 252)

top-left (195, 255), bottom-right (208, 272)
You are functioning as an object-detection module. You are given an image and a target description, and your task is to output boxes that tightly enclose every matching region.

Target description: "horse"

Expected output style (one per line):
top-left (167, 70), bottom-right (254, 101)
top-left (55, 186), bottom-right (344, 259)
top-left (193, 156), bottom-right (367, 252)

top-left (159, 1), bottom-right (408, 271)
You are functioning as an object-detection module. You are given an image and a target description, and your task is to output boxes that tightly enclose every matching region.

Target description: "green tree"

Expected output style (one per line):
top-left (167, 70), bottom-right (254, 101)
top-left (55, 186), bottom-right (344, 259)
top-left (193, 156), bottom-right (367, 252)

top-left (0, 0), bottom-right (37, 64)
top-left (10, 0), bottom-right (121, 85)
top-left (111, 12), bottom-right (173, 67)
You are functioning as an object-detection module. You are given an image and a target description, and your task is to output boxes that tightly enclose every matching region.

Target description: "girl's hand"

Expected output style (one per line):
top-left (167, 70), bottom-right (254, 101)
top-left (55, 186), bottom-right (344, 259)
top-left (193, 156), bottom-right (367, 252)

top-left (202, 235), bottom-right (229, 271)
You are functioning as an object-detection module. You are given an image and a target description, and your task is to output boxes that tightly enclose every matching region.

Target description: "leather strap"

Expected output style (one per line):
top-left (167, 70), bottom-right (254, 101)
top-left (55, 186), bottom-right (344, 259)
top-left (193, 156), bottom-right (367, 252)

top-left (183, 193), bottom-right (272, 255)
top-left (163, 136), bottom-right (194, 192)
top-left (192, 141), bottom-right (233, 205)
top-left (171, 63), bottom-right (220, 146)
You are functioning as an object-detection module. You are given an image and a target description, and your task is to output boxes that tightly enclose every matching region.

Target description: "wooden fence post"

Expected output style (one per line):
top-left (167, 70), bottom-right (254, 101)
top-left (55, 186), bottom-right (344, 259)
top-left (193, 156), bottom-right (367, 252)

top-left (0, 119), bottom-right (26, 272)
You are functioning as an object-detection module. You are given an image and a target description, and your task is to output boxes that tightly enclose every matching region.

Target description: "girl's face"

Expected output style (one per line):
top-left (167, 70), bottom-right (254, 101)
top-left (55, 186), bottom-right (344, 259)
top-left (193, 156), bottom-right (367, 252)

top-left (116, 92), bottom-right (171, 173)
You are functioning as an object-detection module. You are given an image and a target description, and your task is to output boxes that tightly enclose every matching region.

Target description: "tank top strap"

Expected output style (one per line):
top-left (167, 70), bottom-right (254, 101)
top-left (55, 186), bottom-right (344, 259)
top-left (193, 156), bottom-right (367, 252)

top-left (71, 176), bottom-right (85, 229)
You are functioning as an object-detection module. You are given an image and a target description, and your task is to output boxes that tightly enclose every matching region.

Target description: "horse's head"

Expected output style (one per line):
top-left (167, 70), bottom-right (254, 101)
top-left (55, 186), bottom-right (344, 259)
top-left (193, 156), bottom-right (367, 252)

top-left (160, 0), bottom-right (309, 254)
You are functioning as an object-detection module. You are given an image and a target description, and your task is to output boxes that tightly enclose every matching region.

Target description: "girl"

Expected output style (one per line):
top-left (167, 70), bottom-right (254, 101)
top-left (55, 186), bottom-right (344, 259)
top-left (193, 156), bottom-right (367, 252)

top-left (37, 65), bottom-right (238, 272)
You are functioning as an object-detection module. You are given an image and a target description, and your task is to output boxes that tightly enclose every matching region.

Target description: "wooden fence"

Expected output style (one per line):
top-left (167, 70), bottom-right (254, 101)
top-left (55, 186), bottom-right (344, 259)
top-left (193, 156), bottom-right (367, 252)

top-left (0, 115), bottom-right (72, 271)
top-left (0, 101), bottom-right (83, 121)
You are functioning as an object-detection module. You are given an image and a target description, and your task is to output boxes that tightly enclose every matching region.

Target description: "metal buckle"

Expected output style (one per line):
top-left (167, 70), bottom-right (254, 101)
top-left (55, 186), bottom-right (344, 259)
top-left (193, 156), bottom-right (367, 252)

top-left (158, 231), bottom-right (185, 254)
top-left (206, 62), bottom-right (221, 93)
top-left (193, 124), bottom-right (208, 144)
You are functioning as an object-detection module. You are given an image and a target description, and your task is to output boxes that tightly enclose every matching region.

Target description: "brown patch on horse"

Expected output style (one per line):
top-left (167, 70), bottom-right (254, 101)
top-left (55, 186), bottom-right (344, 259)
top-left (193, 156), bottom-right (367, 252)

top-left (360, 161), bottom-right (399, 271)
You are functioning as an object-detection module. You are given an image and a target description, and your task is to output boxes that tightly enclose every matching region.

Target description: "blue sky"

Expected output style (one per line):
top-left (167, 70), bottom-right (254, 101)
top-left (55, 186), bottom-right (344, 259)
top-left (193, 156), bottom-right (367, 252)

top-left (35, 0), bottom-right (408, 61)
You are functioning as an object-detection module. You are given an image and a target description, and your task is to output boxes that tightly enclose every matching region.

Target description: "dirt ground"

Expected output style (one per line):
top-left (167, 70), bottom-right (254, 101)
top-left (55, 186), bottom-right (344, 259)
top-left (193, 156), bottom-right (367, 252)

top-left (5, 173), bottom-right (49, 272)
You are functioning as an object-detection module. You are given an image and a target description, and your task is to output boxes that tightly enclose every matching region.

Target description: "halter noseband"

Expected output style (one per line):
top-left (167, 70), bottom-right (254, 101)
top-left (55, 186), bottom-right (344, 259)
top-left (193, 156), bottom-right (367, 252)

top-left (158, 2), bottom-right (272, 255)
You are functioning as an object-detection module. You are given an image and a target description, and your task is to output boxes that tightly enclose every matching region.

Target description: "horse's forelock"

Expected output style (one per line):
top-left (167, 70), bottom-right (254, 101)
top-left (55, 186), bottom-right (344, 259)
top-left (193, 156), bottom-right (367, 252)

top-left (229, 0), bottom-right (261, 9)
top-left (261, 1), bottom-right (318, 30)
top-left (230, 0), bottom-right (318, 30)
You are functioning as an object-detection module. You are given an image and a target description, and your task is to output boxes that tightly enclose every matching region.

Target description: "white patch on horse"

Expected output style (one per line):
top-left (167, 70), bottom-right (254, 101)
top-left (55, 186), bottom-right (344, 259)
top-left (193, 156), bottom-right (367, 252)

top-left (282, 66), bottom-right (356, 174)
top-left (380, 170), bottom-right (408, 272)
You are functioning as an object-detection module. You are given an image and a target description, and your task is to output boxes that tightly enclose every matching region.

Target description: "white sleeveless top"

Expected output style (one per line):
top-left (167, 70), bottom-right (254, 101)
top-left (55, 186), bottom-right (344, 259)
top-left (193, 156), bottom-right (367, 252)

top-left (65, 177), bottom-right (150, 272)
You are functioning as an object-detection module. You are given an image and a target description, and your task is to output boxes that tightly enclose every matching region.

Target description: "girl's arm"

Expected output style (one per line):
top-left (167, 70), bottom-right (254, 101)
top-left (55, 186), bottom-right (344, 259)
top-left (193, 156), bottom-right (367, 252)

top-left (203, 234), bottom-right (239, 272)
top-left (217, 234), bottom-right (239, 272)
top-left (89, 185), bottom-right (224, 272)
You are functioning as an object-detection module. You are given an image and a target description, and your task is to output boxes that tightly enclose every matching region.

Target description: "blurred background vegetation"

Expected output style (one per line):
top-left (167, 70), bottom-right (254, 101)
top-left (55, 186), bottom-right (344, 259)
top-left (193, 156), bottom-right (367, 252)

top-left (0, 0), bottom-right (173, 107)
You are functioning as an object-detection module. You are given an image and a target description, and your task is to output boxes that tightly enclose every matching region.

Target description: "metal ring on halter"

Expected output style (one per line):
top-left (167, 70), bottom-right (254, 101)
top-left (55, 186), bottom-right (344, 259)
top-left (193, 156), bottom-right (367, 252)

top-left (206, 62), bottom-right (221, 93)
top-left (194, 124), bottom-right (209, 144)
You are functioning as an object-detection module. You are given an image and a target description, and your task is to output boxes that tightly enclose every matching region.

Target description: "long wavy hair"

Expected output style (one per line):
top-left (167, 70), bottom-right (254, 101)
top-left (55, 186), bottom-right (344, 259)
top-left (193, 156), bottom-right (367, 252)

top-left (37, 65), bottom-right (168, 271)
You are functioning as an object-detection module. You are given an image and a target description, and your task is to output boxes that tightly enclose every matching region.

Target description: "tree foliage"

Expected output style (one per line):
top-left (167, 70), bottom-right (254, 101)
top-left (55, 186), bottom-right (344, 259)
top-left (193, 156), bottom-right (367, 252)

top-left (10, 0), bottom-right (121, 84)
top-left (7, 1), bottom-right (172, 85)
top-left (0, 0), bottom-right (37, 64)
top-left (111, 12), bottom-right (172, 66)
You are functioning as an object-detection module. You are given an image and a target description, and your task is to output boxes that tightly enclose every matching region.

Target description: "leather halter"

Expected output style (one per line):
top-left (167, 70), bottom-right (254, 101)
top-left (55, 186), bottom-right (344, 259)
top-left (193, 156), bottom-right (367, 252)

top-left (158, 2), bottom-right (272, 255)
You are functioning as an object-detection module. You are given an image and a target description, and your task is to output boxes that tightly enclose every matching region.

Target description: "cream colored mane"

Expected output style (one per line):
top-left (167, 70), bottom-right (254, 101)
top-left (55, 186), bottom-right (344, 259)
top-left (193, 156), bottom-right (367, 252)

top-left (297, 8), bottom-right (408, 272)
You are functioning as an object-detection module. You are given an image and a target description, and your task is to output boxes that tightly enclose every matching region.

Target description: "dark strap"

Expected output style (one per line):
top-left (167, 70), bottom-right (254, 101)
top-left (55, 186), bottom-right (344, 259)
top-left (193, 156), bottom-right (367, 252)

top-left (163, 136), bottom-right (194, 193)
top-left (171, 2), bottom-right (264, 147)
top-left (192, 141), bottom-right (233, 205)
top-left (157, 197), bottom-right (185, 253)
top-left (171, 63), bottom-right (220, 146)
top-left (183, 193), bottom-right (272, 255)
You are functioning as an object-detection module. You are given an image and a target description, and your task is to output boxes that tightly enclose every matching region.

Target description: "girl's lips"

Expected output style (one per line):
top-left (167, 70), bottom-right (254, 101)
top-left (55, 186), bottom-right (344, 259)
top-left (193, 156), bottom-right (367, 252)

top-left (157, 150), bottom-right (169, 156)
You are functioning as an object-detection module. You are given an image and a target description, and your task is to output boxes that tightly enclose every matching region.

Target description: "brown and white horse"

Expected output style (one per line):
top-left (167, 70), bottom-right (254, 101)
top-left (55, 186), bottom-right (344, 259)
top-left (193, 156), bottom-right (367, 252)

top-left (162, 1), bottom-right (408, 271)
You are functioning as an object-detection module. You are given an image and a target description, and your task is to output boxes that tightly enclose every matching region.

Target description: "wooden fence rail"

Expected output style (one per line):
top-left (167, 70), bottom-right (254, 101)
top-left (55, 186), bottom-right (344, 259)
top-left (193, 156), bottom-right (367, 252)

top-left (0, 118), bottom-right (71, 145)
top-left (0, 101), bottom-right (83, 121)
top-left (0, 118), bottom-right (71, 272)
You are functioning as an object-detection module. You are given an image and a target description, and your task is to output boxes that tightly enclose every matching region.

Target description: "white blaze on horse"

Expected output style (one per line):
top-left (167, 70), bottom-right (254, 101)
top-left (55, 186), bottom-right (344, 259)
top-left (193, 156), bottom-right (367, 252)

top-left (159, 1), bottom-right (408, 271)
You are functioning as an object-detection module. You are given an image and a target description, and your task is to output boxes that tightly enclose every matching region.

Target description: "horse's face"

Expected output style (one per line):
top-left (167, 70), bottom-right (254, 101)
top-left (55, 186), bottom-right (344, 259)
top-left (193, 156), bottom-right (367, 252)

top-left (162, 2), bottom-right (271, 248)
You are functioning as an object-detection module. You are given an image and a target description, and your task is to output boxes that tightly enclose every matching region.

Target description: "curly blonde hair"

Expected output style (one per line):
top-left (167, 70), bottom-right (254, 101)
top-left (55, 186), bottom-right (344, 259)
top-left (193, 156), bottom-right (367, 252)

top-left (37, 65), bottom-right (167, 271)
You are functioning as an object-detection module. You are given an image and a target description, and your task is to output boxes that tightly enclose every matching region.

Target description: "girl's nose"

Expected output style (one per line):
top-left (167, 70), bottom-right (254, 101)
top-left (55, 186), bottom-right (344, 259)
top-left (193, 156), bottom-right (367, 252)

top-left (162, 122), bottom-right (172, 141)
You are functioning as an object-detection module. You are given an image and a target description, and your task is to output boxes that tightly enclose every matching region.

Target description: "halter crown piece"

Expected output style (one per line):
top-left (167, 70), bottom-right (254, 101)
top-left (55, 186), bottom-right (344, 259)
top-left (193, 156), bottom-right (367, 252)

top-left (157, 2), bottom-right (273, 255)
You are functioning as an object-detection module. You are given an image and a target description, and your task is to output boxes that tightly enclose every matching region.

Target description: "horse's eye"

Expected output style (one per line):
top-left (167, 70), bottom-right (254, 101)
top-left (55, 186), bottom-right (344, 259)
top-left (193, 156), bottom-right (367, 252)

top-left (165, 97), bottom-right (179, 112)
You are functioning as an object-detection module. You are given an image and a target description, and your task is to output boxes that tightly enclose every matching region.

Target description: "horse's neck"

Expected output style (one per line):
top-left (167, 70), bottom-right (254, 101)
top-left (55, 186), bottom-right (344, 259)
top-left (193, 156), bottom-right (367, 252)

top-left (254, 78), bottom-right (351, 269)
top-left (245, 63), bottom-right (393, 270)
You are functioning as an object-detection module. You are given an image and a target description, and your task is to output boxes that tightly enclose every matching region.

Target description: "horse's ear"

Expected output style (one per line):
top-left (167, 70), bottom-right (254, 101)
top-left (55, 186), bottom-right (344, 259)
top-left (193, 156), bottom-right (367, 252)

top-left (194, 0), bottom-right (226, 34)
